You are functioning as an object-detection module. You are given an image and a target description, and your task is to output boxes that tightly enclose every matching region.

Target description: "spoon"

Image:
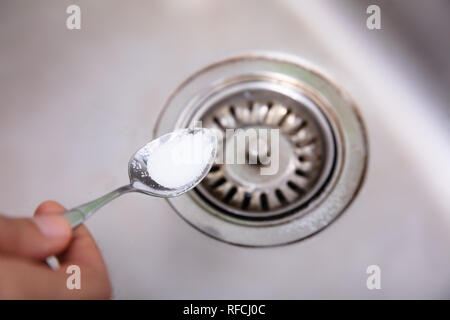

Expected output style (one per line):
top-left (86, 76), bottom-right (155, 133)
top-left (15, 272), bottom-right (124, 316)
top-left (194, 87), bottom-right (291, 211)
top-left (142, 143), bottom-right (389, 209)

top-left (62, 127), bottom-right (218, 229)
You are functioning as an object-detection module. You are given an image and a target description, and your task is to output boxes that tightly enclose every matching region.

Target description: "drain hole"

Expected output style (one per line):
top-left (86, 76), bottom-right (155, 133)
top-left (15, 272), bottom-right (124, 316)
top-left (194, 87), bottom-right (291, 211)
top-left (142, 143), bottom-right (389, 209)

top-left (295, 169), bottom-right (309, 178)
top-left (296, 137), bottom-right (317, 148)
top-left (260, 193), bottom-right (269, 211)
top-left (223, 187), bottom-right (237, 203)
top-left (241, 192), bottom-right (252, 210)
top-left (229, 105), bottom-right (238, 122)
top-left (210, 164), bottom-right (221, 173)
top-left (213, 116), bottom-right (225, 131)
top-left (278, 109), bottom-right (291, 126)
top-left (275, 189), bottom-right (288, 205)
top-left (210, 177), bottom-right (226, 189)
top-left (291, 120), bottom-right (308, 135)
top-left (287, 181), bottom-right (305, 195)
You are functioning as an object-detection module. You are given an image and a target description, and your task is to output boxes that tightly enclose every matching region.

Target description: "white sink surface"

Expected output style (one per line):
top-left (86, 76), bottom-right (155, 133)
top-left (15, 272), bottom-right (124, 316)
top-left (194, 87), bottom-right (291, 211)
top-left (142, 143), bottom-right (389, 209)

top-left (0, 0), bottom-right (449, 298)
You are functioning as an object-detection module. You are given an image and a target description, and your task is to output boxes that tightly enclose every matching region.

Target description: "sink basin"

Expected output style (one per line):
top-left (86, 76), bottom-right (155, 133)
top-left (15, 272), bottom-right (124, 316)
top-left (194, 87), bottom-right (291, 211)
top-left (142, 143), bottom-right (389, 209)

top-left (0, 0), bottom-right (448, 299)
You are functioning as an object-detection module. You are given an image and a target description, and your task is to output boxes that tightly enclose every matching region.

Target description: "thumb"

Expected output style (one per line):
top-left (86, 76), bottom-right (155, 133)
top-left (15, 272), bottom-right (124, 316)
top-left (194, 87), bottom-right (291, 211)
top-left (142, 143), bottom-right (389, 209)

top-left (0, 208), bottom-right (72, 260)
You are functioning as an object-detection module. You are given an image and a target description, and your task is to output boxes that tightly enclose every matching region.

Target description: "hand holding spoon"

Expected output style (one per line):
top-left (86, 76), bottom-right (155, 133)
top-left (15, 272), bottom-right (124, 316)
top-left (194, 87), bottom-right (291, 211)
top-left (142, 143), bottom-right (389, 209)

top-left (46, 127), bottom-right (217, 269)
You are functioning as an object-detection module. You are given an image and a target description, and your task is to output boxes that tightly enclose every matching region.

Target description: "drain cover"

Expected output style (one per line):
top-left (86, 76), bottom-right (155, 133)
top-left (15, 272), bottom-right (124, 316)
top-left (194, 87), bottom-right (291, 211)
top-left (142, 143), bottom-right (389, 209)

top-left (195, 84), bottom-right (336, 220)
top-left (155, 53), bottom-right (368, 246)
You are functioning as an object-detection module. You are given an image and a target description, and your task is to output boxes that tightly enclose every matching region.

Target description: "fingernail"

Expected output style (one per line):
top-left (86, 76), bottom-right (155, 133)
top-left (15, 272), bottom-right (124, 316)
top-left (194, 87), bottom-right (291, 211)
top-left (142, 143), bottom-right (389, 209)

top-left (33, 215), bottom-right (70, 238)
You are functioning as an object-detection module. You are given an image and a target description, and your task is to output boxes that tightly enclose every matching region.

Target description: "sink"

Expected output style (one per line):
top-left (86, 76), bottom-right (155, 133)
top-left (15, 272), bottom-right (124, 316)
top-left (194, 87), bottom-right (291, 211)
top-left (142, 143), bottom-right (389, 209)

top-left (0, 0), bottom-right (448, 299)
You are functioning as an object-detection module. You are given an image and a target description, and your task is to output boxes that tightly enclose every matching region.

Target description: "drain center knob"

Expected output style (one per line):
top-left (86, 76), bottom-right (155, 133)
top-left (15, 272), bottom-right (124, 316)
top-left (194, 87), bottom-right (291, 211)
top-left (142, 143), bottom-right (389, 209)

top-left (247, 135), bottom-right (269, 165)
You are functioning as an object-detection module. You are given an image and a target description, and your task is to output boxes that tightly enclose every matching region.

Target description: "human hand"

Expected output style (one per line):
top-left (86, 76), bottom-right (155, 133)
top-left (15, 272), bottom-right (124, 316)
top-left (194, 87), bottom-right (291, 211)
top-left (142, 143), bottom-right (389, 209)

top-left (0, 201), bottom-right (111, 299)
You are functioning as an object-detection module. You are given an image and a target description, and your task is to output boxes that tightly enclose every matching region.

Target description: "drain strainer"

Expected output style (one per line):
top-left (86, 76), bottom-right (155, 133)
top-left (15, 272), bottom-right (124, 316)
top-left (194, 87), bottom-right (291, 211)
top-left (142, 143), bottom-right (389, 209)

top-left (155, 53), bottom-right (368, 246)
top-left (194, 84), bottom-right (335, 220)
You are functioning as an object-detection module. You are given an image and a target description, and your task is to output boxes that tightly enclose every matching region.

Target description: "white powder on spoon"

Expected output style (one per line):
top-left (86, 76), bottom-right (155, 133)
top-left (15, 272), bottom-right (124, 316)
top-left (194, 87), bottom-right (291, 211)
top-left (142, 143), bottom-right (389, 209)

top-left (146, 130), bottom-right (215, 189)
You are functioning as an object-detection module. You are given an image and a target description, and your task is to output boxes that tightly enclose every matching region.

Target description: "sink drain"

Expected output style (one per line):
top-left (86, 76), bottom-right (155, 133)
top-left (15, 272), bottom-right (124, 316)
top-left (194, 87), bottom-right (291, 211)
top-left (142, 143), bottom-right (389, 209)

top-left (155, 53), bottom-right (368, 246)
top-left (195, 84), bottom-right (336, 220)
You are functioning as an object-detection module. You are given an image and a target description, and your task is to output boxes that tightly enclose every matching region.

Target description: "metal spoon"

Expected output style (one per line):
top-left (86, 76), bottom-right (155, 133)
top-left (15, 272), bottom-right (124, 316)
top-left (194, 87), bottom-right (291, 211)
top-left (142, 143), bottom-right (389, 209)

top-left (62, 127), bottom-right (218, 229)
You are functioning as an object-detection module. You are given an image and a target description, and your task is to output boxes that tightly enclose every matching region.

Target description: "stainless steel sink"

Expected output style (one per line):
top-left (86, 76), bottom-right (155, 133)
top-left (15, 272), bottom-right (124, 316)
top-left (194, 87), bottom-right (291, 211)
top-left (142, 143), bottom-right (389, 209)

top-left (0, 0), bottom-right (449, 299)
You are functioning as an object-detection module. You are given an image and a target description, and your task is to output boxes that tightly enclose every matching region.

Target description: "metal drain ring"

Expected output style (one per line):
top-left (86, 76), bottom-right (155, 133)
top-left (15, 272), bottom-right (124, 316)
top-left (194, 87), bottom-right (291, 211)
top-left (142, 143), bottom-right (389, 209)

top-left (155, 53), bottom-right (368, 246)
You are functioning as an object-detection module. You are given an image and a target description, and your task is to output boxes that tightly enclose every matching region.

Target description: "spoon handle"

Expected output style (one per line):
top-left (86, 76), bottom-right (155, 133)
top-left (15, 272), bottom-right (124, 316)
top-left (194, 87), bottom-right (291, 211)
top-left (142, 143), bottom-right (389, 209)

top-left (45, 185), bottom-right (134, 270)
top-left (63, 184), bottom-right (134, 228)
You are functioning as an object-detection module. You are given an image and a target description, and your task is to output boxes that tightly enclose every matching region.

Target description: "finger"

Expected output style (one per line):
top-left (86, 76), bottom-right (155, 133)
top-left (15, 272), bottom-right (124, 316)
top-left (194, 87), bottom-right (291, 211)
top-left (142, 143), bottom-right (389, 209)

top-left (34, 201), bottom-right (111, 297)
top-left (59, 224), bottom-right (111, 294)
top-left (34, 200), bottom-right (66, 217)
top-left (0, 212), bottom-right (72, 260)
top-left (34, 201), bottom-right (108, 271)
top-left (0, 255), bottom-right (109, 299)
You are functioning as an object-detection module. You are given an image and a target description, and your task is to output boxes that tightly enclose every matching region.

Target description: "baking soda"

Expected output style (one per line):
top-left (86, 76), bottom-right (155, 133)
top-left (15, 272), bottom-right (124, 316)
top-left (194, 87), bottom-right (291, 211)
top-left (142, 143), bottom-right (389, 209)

top-left (147, 130), bottom-right (215, 189)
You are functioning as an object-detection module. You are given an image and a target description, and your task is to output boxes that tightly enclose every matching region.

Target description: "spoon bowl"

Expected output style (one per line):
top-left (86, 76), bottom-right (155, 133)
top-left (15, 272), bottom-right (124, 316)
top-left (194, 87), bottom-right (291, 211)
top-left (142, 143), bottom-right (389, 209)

top-left (129, 127), bottom-right (218, 197)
